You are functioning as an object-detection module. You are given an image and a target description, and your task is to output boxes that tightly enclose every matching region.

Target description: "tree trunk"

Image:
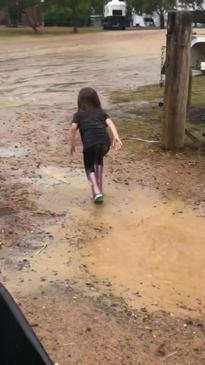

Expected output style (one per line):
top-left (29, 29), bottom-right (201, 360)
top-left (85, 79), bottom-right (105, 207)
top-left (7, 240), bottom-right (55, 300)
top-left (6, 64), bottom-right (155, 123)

top-left (32, 25), bottom-right (39, 33)
top-left (71, 2), bottom-right (78, 33)
top-left (22, 5), bottom-right (42, 33)
top-left (26, 13), bottom-right (39, 32)
top-left (161, 11), bottom-right (192, 150)
top-left (159, 10), bottom-right (165, 29)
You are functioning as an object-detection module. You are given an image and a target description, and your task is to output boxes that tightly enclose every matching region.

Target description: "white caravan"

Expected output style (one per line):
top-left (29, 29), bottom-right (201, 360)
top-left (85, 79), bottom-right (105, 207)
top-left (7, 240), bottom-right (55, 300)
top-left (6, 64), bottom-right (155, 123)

top-left (103, 0), bottom-right (127, 30)
top-left (191, 35), bottom-right (205, 72)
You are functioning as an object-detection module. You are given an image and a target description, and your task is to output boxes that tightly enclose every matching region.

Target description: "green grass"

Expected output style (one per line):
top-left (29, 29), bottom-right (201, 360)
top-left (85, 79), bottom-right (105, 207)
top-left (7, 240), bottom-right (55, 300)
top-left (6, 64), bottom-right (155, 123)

top-left (110, 84), bottom-right (163, 104)
top-left (110, 84), bottom-right (164, 153)
top-left (187, 76), bottom-right (205, 141)
top-left (192, 75), bottom-right (205, 105)
top-left (109, 76), bottom-right (205, 154)
top-left (0, 26), bottom-right (102, 39)
top-left (117, 109), bottom-right (161, 150)
top-left (110, 76), bottom-right (205, 106)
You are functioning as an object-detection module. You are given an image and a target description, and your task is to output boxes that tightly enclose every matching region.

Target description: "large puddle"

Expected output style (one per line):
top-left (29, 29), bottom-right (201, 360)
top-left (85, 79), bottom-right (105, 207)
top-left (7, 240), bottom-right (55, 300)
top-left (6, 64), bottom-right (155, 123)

top-left (1, 165), bottom-right (205, 317)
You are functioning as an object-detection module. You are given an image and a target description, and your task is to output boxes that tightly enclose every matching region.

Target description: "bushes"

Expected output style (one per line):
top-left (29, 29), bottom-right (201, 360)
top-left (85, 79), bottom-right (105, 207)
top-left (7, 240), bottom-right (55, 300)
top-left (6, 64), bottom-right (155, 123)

top-left (44, 4), bottom-right (90, 27)
top-left (44, 6), bottom-right (72, 26)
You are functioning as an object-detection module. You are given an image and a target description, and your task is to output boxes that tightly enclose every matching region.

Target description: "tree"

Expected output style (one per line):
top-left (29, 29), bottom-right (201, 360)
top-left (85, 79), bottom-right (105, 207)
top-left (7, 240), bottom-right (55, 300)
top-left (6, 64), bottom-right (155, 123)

top-left (0, 0), bottom-right (92, 32)
top-left (22, 3), bottom-right (43, 32)
top-left (65, 0), bottom-right (80, 32)
top-left (129, 0), bottom-right (204, 28)
top-left (0, 0), bottom-right (44, 30)
top-left (44, 5), bottom-right (72, 26)
top-left (129, 0), bottom-right (175, 28)
top-left (0, 0), bottom-right (9, 8)
top-left (90, 0), bottom-right (104, 14)
top-left (179, 0), bottom-right (204, 9)
top-left (52, 0), bottom-right (91, 32)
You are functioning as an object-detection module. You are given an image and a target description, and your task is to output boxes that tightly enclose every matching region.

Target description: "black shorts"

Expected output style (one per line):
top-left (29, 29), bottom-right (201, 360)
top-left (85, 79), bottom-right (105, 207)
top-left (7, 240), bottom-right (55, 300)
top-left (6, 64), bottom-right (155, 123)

top-left (83, 143), bottom-right (110, 172)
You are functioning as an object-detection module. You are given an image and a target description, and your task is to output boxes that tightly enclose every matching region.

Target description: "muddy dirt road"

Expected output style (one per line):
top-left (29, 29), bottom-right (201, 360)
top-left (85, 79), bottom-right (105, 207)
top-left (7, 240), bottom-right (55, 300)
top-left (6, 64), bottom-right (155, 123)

top-left (0, 30), bottom-right (205, 364)
top-left (0, 30), bottom-right (164, 108)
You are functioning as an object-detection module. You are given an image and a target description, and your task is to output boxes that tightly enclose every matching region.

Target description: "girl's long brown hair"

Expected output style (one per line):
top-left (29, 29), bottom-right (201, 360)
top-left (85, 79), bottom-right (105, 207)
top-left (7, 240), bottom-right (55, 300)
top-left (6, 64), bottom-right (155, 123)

top-left (78, 87), bottom-right (102, 112)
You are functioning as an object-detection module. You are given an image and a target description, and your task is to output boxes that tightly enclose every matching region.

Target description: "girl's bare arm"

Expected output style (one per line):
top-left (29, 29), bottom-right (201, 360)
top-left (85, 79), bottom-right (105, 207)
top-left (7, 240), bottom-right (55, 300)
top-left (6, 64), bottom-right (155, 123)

top-left (70, 123), bottom-right (78, 155)
top-left (106, 118), bottom-right (123, 151)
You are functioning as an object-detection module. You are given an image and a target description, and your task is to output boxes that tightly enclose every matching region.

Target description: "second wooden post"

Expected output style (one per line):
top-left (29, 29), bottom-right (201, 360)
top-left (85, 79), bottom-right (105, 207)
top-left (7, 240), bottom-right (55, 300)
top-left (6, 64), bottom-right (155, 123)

top-left (162, 11), bottom-right (192, 150)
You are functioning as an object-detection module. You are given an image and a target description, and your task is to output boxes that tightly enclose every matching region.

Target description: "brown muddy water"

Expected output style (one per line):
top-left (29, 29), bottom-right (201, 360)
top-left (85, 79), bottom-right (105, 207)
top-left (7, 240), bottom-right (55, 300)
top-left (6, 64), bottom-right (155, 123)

top-left (2, 164), bottom-right (205, 318)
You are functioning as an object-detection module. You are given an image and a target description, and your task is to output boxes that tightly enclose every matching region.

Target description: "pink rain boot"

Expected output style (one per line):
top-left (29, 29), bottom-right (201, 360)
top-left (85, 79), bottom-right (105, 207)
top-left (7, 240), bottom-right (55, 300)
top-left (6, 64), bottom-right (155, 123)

top-left (87, 171), bottom-right (103, 203)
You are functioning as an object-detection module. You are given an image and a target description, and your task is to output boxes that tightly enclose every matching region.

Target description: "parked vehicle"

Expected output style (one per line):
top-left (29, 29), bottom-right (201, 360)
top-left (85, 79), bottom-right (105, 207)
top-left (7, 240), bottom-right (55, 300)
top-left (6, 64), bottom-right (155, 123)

top-left (132, 12), bottom-right (156, 28)
top-left (191, 35), bottom-right (205, 73)
top-left (102, 0), bottom-right (127, 30)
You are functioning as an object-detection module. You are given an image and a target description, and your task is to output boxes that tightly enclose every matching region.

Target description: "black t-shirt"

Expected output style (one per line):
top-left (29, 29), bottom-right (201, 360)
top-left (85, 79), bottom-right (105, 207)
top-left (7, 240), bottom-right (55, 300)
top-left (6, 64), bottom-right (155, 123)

top-left (73, 108), bottom-right (111, 150)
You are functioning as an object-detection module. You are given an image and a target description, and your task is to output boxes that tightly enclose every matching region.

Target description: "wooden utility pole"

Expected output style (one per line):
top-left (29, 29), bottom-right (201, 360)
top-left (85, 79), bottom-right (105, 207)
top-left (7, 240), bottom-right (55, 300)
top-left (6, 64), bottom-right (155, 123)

top-left (162, 11), bottom-right (192, 150)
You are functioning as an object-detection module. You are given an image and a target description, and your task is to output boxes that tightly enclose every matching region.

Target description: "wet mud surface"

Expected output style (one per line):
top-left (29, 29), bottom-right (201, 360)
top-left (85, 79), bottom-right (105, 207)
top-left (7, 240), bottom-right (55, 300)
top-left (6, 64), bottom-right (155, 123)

top-left (0, 30), bottom-right (205, 364)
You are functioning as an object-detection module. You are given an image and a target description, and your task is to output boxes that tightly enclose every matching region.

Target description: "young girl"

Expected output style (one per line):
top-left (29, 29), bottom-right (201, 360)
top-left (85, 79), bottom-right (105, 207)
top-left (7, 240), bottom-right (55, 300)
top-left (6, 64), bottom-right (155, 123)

top-left (70, 87), bottom-right (123, 203)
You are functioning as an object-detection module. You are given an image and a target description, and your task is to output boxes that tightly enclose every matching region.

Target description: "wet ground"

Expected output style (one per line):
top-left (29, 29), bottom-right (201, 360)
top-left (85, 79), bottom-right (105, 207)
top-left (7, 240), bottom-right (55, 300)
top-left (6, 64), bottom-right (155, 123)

top-left (0, 29), bottom-right (205, 364)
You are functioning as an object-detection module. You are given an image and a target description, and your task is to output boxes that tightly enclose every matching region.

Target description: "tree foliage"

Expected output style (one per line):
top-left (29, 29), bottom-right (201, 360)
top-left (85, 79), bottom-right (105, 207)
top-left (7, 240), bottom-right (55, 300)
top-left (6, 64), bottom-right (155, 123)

top-left (0, 0), bottom-right (92, 31)
top-left (44, 0), bottom-right (93, 31)
top-left (129, 0), bottom-right (204, 28)
top-left (0, 0), bottom-right (204, 31)
top-left (44, 5), bottom-right (72, 26)
top-left (180, 0), bottom-right (204, 8)
top-left (129, 0), bottom-right (204, 12)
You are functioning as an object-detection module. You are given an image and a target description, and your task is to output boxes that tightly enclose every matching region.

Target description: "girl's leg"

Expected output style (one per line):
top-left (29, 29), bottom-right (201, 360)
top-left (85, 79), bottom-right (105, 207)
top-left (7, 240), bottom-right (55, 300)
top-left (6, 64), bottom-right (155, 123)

top-left (84, 146), bottom-right (102, 199)
top-left (95, 144), bottom-right (110, 194)
top-left (86, 171), bottom-right (95, 198)
top-left (95, 164), bottom-right (103, 193)
top-left (87, 170), bottom-right (101, 197)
